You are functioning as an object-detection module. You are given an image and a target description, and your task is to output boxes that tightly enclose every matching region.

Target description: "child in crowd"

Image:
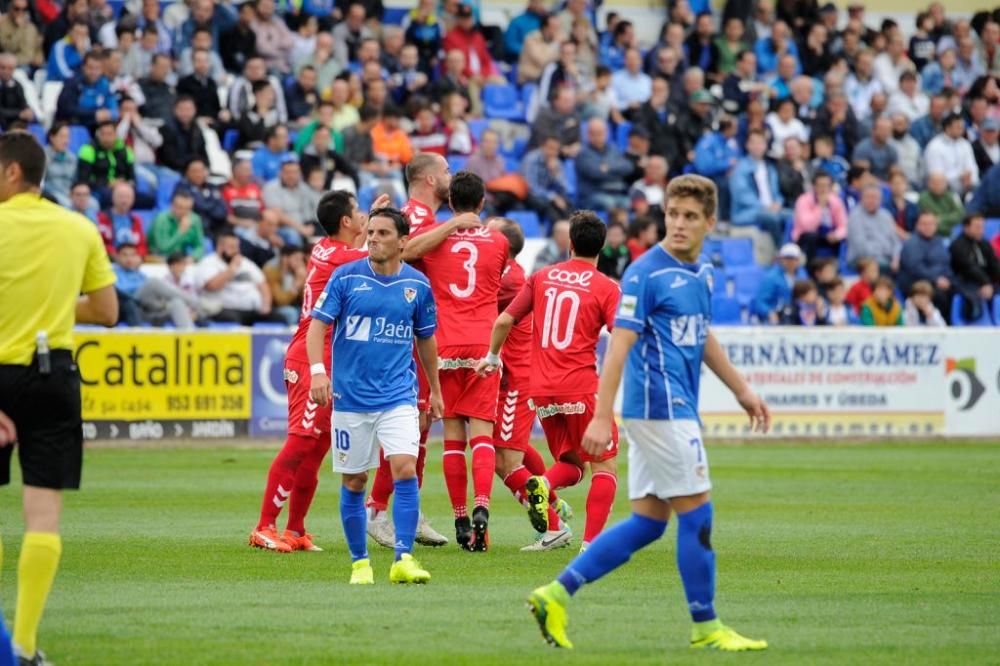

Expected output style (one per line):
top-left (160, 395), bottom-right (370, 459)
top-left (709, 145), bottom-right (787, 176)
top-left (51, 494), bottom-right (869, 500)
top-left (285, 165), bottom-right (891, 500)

top-left (810, 134), bottom-right (849, 189)
top-left (809, 257), bottom-right (839, 301)
top-left (824, 277), bottom-right (857, 326)
top-left (846, 256), bottom-right (878, 314)
top-left (903, 280), bottom-right (947, 327)
top-left (779, 279), bottom-right (829, 326)
top-left (860, 276), bottom-right (904, 326)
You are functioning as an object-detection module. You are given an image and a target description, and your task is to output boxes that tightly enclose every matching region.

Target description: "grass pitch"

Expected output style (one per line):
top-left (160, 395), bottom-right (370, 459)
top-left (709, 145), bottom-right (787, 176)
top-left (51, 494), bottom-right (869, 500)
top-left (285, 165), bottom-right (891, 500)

top-left (1, 441), bottom-right (999, 665)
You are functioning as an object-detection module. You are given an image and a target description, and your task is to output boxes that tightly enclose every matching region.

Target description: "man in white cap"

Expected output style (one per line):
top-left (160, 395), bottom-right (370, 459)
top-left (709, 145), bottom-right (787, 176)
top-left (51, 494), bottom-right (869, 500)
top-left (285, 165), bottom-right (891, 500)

top-left (751, 242), bottom-right (806, 323)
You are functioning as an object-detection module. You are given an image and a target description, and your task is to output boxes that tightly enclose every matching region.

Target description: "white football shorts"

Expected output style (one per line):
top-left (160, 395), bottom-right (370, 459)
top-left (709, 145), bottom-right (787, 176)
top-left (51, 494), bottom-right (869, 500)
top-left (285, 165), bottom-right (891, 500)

top-left (331, 404), bottom-right (421, 474)
top-left (623, 418), bottom-right (712, 500)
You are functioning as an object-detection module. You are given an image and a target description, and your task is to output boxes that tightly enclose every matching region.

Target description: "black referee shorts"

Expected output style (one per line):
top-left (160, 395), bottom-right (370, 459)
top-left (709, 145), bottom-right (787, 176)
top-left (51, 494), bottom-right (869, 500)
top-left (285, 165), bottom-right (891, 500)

top-left (0, 350), bottom-right (84, 490)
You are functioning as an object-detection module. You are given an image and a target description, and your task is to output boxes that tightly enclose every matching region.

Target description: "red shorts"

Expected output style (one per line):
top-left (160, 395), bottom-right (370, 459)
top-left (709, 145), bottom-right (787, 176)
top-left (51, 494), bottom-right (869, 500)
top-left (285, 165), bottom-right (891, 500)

top-left (493, 384), bottom-right (535, 452)
top-left (534, 394), bottom-right (618, 463)
top-left (439, 346), bottom-right (500, 422)
top-left (285, 357), bottom-right (332, 438)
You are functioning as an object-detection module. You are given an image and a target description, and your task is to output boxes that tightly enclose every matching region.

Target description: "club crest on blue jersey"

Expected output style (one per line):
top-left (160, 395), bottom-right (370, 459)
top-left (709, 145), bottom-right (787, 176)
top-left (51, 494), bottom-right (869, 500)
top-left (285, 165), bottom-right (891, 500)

top-left (404, 287), bottom-right (417, 303)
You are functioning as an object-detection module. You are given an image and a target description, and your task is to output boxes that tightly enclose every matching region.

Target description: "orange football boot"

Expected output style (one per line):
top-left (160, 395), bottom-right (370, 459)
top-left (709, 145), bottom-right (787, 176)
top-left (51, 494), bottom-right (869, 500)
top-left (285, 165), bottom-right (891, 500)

top-left (249, 527), bottom-right (293, 553)
top-left (282, 530), bottom-right (324, 552)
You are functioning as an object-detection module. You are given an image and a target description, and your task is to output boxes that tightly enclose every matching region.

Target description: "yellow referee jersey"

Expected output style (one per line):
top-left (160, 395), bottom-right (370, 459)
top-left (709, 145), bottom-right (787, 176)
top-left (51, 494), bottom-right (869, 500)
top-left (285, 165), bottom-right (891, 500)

top-left (0, 193), bottom-right (116, 366)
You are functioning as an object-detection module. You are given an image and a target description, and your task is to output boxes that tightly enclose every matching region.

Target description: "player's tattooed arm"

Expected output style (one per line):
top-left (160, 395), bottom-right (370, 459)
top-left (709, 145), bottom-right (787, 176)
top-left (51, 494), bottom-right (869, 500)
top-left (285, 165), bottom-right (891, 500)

top-left (415, 335), bottom-right (444, 420)
top-left (582, 328), bottom-right (640, 456)
top-left (703, 331), bottom-right (770, 433)
top-left (307, 318), bottom-right (333, 407)
top-left (400, 213), bottom-right (484, 261)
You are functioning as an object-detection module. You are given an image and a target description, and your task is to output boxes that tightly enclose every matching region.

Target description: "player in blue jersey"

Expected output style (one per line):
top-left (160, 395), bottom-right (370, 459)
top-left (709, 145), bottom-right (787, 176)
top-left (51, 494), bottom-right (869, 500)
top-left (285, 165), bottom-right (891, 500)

top-left (527, 175), bottom-right (772, 651)
top-left (306, 207), bottom-right (444, 585)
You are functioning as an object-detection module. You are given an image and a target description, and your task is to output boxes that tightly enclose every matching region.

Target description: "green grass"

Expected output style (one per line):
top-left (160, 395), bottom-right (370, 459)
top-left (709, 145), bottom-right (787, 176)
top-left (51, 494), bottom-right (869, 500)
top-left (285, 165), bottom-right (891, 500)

top-left (2, 441), bottom-right (999, 665)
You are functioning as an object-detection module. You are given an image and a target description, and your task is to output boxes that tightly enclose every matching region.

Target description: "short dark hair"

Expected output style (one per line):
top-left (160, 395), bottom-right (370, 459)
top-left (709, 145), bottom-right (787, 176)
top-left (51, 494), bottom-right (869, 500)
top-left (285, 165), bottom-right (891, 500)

top-left (813, 169), bottom-right (832, 184)
top-left (568, 210), bottom-right (607, 258)
top-left (175, 94), bottom-right (196, 107)
top-left (94, 119), bottom-right (116, 133)
top-left (369, 206), bottom-right (409, 237)
top-left (70, 180), bottom-right (91, 193)
top-left (0, 131), bottom-right (46, 187)
top-left (82, 50), bottom-right (104, 66)
top-left (167, 252), bottom-right (187, 266)
top-left (449, 171), bottom-right (485, 213)
top-left (47, 121), bottom-right (69, 140)
top-left (962, 213), bottom-right (984, 227)
top-left (627, 216), bottom-right (656, 239)
top-left (251, 79), bottom-right (271, 94)
top-left (489, 217), bottom-right (525, 257)
top-left (874, 275), bottom-right (896, 291)
top-left (316, 190), bottom-right (356, 236)
top-left (183, 157), bottom-right (207, 172)
top-left (792, 279), bottom-right (817, 300)
top-left (172, 188), bottom-right (194, 201)
top-left (359, 104), bottom-right (379, 123)
top-left (265, 124), bottom-right (286, 143)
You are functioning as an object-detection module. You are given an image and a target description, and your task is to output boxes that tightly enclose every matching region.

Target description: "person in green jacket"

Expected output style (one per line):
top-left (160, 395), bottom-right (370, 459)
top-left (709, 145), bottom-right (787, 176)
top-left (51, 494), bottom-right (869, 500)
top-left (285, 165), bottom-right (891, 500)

top-left (292, 102), bottom-right (345, 155)
top-left (148, 189), bottom-right (206, 259)
top-left (917, 172), bottom-right (965, 238)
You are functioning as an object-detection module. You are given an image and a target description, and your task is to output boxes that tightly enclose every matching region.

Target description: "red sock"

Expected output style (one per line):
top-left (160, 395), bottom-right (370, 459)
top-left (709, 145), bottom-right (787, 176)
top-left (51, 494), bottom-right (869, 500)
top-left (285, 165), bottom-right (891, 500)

top-left (544, 461), bottom-right (584, 491)
top-left (443, 439), bottom-right (468, 517)
top-left (470, 435), bottom-right (495, 509)
top-left (416, 429), bottom-right (428, 488)
top-left (286, 436), bottom-right (329, 535)
top-left (522, 446), bottom-right (547, 475)
top-left (367, 448), bottom-right (394, 512)
top-left (503, 465), bottom-right (532, 506)
top-left (257, 434), bottom-right (314, 530)
top-left (583, 471), bottom-right (618, 543)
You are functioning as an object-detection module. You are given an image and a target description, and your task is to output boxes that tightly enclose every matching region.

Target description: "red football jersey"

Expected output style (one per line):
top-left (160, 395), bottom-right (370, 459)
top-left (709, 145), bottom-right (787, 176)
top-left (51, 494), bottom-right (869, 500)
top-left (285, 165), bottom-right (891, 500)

top-left (222, 181), bottom-right (264, 219)
top-left (401, 197), bottom-right (437, 237)
top-left (285, 238), bottom-right (369, 364)
top-left (505, 259), bottom-right (620, 397)
top-left (498, 259), bottom-right (532, 388)
top-left (420, 225), bottom-right (509, 351)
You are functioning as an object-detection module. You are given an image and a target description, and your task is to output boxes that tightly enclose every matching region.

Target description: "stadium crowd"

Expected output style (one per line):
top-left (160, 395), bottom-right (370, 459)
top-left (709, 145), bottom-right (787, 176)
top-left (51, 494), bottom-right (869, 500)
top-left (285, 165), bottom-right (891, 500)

top-left (1, 0), bottom-right (999, 327)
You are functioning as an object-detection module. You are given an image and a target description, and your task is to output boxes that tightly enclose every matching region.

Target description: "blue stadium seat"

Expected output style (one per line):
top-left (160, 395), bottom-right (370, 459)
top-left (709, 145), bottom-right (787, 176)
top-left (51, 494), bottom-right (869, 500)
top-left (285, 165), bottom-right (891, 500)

top-left (357, 185), bottom-right (378, 212)
top-left (156, 169), bottom-right (181, 209)
top-left (468, 118), bottom-right (489, 144)
top-left (447, 155), bottom-right (469, 173)
top-left (68, 125), bottom-right (91, 154)
top-left (711, 269), bottom-right (728, 295)
top-left (507, 210), bottom-right (542, 238)
top-left (437, 208), bottom-right (453, 222)
top-left (727, 265), bottom-right (765, 307)
top-left (504, 156), bottom-right (520, 173)
top-left (136, 210), bottom-right (155, 232)
top-left (501, 135), bottom-right (529, 161)
top-left (950, 293), bottom-right (994, 326)
top-left (986, 218), bottom-right (1000, 241)
top-left (614, 121), bottom-right (632, 152)
top-left (595, 210), bottom-right (609, 224)
top-left (838, 239), bottom-right (858, 277)
top-left (702, 237), bottom-right (723, 266)
top-left (483, 84), bottom-right (524, 122)
top-left (203, 236), bottom-right (214, 255)
top-left (562, 159), bottom-right (577, 203)
top-left (382, 7), bottom-right (408, 24)
top-left (720, 237), bottom-right (754, 267)
top-left (711, 296), bottom-right (742, 325)
top-left (222, 129), bottom-right (240, 153)
top-left (27, 123), bottom-right (46, 146)
top-left (995, 295), bottom-right (1000, 326)
top-left (521, 82), bottom-right (538, 112)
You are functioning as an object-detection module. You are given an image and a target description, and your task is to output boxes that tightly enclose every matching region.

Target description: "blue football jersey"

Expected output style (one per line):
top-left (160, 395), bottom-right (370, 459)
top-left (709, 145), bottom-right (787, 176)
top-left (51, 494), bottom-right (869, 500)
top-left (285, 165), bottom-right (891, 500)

top-left (311, 258), bottom-right (437, 413)
top-left (614, 245), bottom-right (714, 421)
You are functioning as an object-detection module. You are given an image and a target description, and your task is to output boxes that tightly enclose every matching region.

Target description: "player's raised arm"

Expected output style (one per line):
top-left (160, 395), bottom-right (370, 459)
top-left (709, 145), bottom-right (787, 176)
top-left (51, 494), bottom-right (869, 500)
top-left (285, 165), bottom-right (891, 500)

top-left (581, 327), bottom-right (639, 456)
top-left (400, 212), bottom-right (483, 262)
top-left (703, 330), bottom-right (770, 433)
top-left (306, 318), bottom-right (332, 407)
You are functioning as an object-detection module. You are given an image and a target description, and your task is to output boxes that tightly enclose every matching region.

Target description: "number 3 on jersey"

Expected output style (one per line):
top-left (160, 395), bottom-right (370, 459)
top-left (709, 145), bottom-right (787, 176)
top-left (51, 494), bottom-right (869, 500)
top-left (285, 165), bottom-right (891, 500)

top-left (449, 240), bottom-right (478, 298)
top-left (541, 287), bottom-right (580, 350)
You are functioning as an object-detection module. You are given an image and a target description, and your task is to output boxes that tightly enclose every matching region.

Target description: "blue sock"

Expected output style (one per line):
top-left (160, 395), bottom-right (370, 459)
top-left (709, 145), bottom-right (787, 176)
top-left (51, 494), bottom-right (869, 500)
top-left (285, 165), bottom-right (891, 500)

top-left (676, 502), bottom-right (716, 622)
top-left (392, 477), bottom-right (420, 561)
top-left (0, 618), bottom-right (13, 666)
top-left (556, 513), bottom-right (667, 596)
top-left (340, 486), bottom-right (368, 562)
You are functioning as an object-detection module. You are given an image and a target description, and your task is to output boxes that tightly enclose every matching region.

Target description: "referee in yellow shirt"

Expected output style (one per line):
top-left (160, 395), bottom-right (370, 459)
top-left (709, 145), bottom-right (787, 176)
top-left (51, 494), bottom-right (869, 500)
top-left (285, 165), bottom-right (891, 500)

top-left (0, 131), bottom-right (118, 665)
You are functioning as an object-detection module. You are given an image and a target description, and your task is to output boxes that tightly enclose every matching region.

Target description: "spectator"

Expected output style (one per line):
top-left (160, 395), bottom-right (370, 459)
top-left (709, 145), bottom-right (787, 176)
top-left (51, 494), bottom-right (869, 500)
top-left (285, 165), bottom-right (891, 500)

top-left (194, 229), bottom-right (278, 325)
top-left (754, 18), bottom-right (798, 75)
top-left (846, 183), bottom-right (901, 273)
top-left (178, 28), bottom-right (225, 84)
top-left (898, 211), bottom-right (952, 315)
top-left (693, 112), bottom-right (741, 187)
top-left (972, 117), bottom-right (1000, 176)
top-left (343, 104), bottom-right (401, 197)
top-left (825, 278), bottom-right (857, 326)
top-left (884, 170), bottom-right (919, 236)
top-left (301, 124), bottom-right (358, 190)
top-left (505, 0), bottom-right (547, 63)
top-left (371, 104), bottom-right (414, 168)
top-left (264, 246), bottom-right (307, 325)
top-left (722, 49), bottom-right (767, 115)
top-left (295, 31), bottom-right (342, 95)
top-left (920, 46), bottom-right (957, 96)
top-left (77, 120), bottom-right (138, 208)
top-left (674, 87), bottom-right (715, 167)
top-left (251, 0), bottom-right (294, 73)
top-left (47, 19), bottom-right (90, 82)
top-left (950, 213), bottom-right (1000, 322)
top-left (860, 276), bottom-right (905, 326)
top-left (263, 157), bottom-right (317, 246)
top-left (887, 71), bottom-right (929, 123)
top-left (466, 129), bottom-right (507, 184)
top-left (174, 0), bottom-right (225, 57)
top-left (576, 118), bottom-right (634, 211)
top-left (403, 0), bottom-right (443, 74)
top-left (765, 97), bottom-right (807, 160)
top-left (96, 182), bottom-right (148, 258)
top-left (846, 256), bottom-right (879, 314)
top-left (222, 158), bottom-right (266, 228)
top-left (538, 39), bottom-right (587, 104)
top-left (122, 22), bottom-right (160, 81)
top-left (909, 11), bottom-right (937, 71)
top-left (158, 96), bottom-right (209, 173)
top-left (440, 92), bottom-right (474, 155)
top-left (442, 4), bottom-right (505, 85)
top-left (778, 279), bottom-right (829, 326)
top-left (917, 172), bottom-right (965, 238)
top-left (238, 80), bottom-right (282, 149)
top-left (237, 209), bottom-right (282, 268)
top-left (874, 34), bottom-right (916, 95)
top-left (408, 104), bottom-right (447, 156)
top-left (810, 134), bottom-right (849, 188)
top-left (845, 49), bottom-right (884, 124)
top-left (904, 280), bottom-right (947, 327)
top-left (714, 16), bottom-right (748, 76)
top-left (522, 134), bottom-right (572, 224)
top-left (775, 137), bottom-right (811, 204)
top-left (139, 53), bottom-right (177, 123)
top-left (852, 116), bottom-right (898, 181)
top-left (0, 53), bottom-right (34, 129)
top-left (888, 113), bottom-right (924, 187)
top-left (601, 19), bottom-right (636, 71)
top-left (792, 170), bottom-right (847, 262)
top-left (219, 0), bottom-right (257, 74)
top-left (596, 222), bottom-right (631, 281)
top-left (629, 155), bottom-right (670, 219)
top-left (251, 125), bottom-right (293, 183)
top-left (177, 157), bottom-right (228, 234)
top-left (290, 16), bottom-right (319, 69)
top-left (389, 44), bottom-right (429, 105)
top-left (332, 2), bottom-right (374, 68)
top-left (529, 86), bottom-right (583, 158)
top-left (429, 49), bottom-right (475, 110)
top-left (42, 123), bottom-right (80, 208)
top-left (812, 91), bottom-right (861, 160)
top-left (533, 218), bottom-right (571, 271)
top-left (911, 93), bottom-right (949, 149)
top-left (626, 217), bottom-right (659, 259)
top-left (977, 20), bottom-right (1000, 74)
top-left (952, 37), bottom-right (984, 95)
top-left (0, 0), bottom-right (43, 70)
top-left (177, 48), bottom-right (228, 124)
top-left (729, 128), bottom-right (790, 247)
top-left (923, 112), bottom-right (979, 196)
top-left (767, 52), bottom-right (799, 101)
top-left (752, 242), bottom-right (807, 323)
top-left (612, 48), bottom-right (653, 120)
top-left (228, 57), bottom-right (288, 125)
top-left (113, 243), bottom-right (201, 329)
top-left (518, 13), bottom-right (563, 84)
top-left (149, 189), bottom-right (206, 259)
top-left (968, 163), bottom-right (1000, 217)
top-left (56, 51), bottom-right (119, 128)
